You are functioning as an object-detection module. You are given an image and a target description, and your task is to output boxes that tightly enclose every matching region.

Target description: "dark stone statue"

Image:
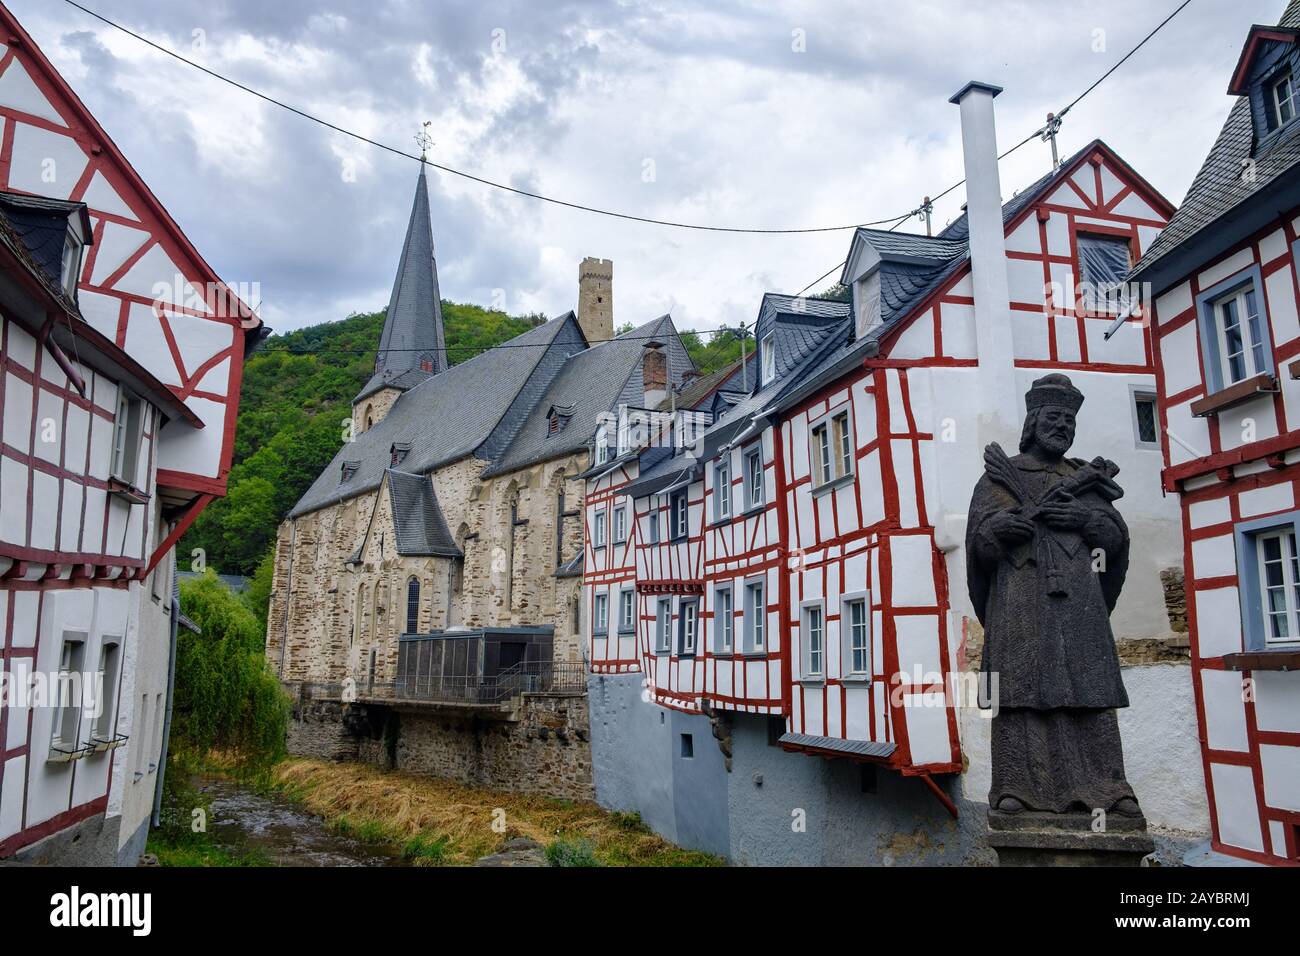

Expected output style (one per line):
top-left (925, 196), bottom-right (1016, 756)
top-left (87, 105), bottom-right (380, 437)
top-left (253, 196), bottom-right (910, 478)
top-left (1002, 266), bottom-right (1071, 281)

top-left (966, 373), bottom-right (1143, 821)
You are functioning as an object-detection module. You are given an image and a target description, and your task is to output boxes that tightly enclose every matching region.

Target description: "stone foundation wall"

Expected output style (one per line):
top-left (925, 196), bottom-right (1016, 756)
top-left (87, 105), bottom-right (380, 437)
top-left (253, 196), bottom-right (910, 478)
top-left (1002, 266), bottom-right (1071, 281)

top-left (285, 698), bottom-right (360, 761)
top-left (283, 691), bottom-right (593, 801)
top-left (390, 695), bottom-right (593, 800)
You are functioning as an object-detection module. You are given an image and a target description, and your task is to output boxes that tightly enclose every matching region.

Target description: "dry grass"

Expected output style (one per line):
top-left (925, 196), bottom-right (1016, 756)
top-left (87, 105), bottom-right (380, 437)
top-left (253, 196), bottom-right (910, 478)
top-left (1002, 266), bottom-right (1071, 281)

top-left (271, 758), bottom-right (722, 867)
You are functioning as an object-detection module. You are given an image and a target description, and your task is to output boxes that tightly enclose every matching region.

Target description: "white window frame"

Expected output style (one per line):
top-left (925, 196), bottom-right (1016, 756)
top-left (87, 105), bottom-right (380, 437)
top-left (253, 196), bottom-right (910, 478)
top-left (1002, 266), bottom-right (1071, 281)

top-left (801, 601), bottom-right (825, 679)
top-left (110, 388), bottom-right (144, 485)
top-left (50, 633), bottom-right (87, 759)
top-left (1211, 284), bottom-right (1268, 386)
top-left (743, 445), bottom-right (764, 510)
top-left (1274, 71), bottom-right (1297, 128)
top-left (670, 491), bottom-right (688, 539)
top-left (60, 229), bottom-right (83, 295)
top-left (714, 458), bottom-right (731, 521)
top-left (841, 592), bottom-right (872, 679)
top-left (655, 598), bottom-right (672, 654)
top-left (744, 580), bottom-right (765, 654)
top-left (1255, 527), bottom-right (1300, 646)
top-left (714, 585), bottom-right (733, 654)
top-left (595, 424), bottom-right (612, 464)
top-left (1130, 387), bottom-right (1160, 450)
top-left (593, 592), bottom-right (609, 634)
top-left (618, 588), bottom-right (635, 632)
top-left (593, 509), bottom-right (607, 549)
top-left (810, 407), bottom-right (854, 490)
top-left (613, 506), bottom-right (627, 543)
top-left (90, 639), bottom-right (122, 743)
top-left (760, 332), bottom-right (776, 385)
top-left (678, 599), bottom-right (699, 656)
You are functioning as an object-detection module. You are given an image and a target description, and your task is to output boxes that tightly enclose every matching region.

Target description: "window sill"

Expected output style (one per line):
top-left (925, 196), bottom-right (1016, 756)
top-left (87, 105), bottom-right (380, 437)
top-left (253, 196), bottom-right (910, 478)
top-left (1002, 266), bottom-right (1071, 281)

top-left (740, 504), bottom-right (765, 517)
top-left (1189, 372), bottom-right (1278, 417)
top-left (1289, 357), bottom-right (1300, 380)
top-left (592, 631), bottom-right (608, 639)
top-left (678, 653), bottom-right (696, 660)
top-left (653, 649), bottom-right (671, 657)
top-left (739, 650), bottom-right (769, 659)
top-left (840, 674), bottom-right (872, 684)
top-left (1222, 648), bottom-right (1300, 671)
top-left (107, 478), bottom-right (150, 505)
top-left (811, 473), bottom-right (855, 498)
top-left (797, 677), bottom-right (825, 686)
top-left (616, 629), bottom-right (636, 637)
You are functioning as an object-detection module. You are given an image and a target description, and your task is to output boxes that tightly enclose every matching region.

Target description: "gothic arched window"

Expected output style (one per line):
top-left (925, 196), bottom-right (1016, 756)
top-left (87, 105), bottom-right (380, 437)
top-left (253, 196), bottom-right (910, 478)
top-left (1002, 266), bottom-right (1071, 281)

top-left (406, 577), bottom-right (421, 634)
top-left (356, 584), bottom-right (368, 643)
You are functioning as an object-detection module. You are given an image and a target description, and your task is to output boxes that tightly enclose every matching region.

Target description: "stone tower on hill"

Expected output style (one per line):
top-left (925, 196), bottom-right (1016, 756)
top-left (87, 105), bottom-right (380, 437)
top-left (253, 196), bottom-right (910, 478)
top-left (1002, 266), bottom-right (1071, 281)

top-left (577, 256), bottom-right (613, 344)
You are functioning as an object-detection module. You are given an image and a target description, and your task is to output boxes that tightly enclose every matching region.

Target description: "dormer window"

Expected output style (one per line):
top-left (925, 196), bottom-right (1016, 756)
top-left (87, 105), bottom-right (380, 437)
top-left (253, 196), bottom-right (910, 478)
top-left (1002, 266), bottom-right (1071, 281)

top-left (547, 405), bottom-right (572, 436)
top-left (594, 423), bottom-right (612, 464)
top-left (60, 229), bottom-right (83, 296)
top-left (760, 332), bottom-right (776, 386)
top-left (390, 443), bottom-right (410, 467)
top-left (1273, 71), bottom-right (1297, 129)
top-left (341, 461), bottom-right (360, 483)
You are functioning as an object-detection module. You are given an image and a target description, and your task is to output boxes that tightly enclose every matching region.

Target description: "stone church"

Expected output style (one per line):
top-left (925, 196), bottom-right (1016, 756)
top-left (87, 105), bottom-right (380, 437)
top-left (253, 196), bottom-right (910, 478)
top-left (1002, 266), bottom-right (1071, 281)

top-left (265, 163), bottom-right (693, 715)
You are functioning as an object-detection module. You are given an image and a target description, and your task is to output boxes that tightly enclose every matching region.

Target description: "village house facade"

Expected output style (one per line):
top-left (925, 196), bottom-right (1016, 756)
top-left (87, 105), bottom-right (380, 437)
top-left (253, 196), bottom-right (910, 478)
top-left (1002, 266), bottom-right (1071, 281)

top-left (267, 166), bottom-right (692, 798)
top-left (0, 5), bottom-right (259, 864)
top-left (583, 81), bottom-right (1214, 864)
top-left (1127, 3), bottom-right (1300, 867)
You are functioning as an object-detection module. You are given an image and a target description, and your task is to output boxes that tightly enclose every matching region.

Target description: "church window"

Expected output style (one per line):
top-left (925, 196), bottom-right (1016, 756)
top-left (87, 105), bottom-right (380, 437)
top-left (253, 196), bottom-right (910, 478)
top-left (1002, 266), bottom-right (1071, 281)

top-left (406, 577), bottom-right (421, 634)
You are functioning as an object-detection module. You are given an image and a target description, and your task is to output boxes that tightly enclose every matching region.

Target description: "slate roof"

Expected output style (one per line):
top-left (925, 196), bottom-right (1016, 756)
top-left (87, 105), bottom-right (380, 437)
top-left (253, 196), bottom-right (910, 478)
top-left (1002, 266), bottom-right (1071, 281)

top-left (386, 469), bottom-right (461, 557)
top-left (0, 192), bottom-right (91, 287)
top-left (291, 313), bottom-right (575, 517)
top-left (1130, 5), bottom-right (1300, 291)
top-left (356, 166), bottom-right (447, 401)
top-left (481, 314), bottom-right (693, 478)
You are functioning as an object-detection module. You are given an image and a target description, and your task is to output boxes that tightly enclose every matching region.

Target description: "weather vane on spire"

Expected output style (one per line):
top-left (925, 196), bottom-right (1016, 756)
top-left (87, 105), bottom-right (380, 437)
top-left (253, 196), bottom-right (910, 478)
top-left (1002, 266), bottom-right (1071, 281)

top-left (415, 121), bottom-right (434, 162)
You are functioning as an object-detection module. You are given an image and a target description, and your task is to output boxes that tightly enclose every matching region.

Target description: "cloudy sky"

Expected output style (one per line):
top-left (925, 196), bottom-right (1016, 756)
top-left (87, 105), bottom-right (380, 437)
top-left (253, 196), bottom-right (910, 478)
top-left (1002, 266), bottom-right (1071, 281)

top-left (11, 0), bottom-right (1285, 338)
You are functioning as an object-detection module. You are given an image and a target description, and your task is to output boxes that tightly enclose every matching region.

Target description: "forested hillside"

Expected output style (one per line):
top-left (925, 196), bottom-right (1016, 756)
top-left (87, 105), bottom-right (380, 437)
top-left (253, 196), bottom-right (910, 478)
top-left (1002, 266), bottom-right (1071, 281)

top-left (181, 303), bottom-right (544, 578)
top-left (183, 300), bottom-right (791, 583)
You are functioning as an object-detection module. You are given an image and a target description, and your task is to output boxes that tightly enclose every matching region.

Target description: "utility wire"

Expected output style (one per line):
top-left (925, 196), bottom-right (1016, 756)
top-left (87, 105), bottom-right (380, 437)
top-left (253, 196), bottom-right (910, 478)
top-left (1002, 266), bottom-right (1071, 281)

top-left (793, 0), bottom-right (1192, 296)
top-left (61, 0), bottom-right (914, 235)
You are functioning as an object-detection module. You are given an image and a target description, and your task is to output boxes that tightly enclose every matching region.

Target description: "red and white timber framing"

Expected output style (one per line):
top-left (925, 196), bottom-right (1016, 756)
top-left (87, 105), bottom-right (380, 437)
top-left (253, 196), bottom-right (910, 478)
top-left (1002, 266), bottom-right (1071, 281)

top-left (0, 3), bottom-right (256, 858)
top-left (583, 142), bottom-right (1184, 788)
top-left (0, 5), bottom-right (259, 510)
top-left (1148, 208), bottom-right (1300, 866)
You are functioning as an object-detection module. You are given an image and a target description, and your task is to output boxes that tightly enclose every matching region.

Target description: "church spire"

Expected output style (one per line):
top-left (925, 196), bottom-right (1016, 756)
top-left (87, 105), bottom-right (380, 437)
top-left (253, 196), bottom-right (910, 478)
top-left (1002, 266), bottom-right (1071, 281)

top-left (358, 158), bottom-right (446, 403)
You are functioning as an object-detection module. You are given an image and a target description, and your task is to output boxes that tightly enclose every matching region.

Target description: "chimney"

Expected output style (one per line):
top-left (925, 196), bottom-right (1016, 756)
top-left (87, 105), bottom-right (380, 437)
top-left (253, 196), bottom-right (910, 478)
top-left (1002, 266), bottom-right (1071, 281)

top-left (578, 257), bottom-right (613, 345)
top-left (949, 80), bottom-right (1018, 436)
top-left (642, 340), bottom-right (668, 408)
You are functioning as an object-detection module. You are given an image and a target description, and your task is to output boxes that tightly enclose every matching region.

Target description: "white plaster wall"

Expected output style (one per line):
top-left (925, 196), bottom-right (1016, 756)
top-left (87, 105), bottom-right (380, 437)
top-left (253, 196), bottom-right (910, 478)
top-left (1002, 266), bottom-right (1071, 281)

top-left (958, 663), bottom-right (1208, 835)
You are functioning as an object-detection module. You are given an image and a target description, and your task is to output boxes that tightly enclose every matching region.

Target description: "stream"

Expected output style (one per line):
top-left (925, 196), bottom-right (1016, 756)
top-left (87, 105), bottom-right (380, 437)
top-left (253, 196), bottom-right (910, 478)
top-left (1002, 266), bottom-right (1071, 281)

top-left (197, 777), bottom-right (405, 867)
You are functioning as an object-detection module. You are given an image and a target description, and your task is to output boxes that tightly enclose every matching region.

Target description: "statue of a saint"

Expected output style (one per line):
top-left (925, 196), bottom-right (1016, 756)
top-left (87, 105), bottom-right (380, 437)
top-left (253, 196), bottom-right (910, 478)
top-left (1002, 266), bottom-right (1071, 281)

top-left (966, 373), bottom-right (1142, 818)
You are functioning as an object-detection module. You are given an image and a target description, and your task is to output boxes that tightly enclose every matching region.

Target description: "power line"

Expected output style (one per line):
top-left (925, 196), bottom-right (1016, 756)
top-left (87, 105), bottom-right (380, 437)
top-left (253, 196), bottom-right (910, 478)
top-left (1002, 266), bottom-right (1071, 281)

top-left (793, 0), bottom-right (1192, 295)
top-left (61, 0), bottom-right (914, 236)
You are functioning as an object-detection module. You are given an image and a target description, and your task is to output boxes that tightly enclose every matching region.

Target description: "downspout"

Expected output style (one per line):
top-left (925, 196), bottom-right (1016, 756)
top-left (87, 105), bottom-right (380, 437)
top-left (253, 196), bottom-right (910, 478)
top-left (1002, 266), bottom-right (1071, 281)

top-left (151, 552), bottom-right (180, 828)
top-left (772, 421), bottom-right (794, 719)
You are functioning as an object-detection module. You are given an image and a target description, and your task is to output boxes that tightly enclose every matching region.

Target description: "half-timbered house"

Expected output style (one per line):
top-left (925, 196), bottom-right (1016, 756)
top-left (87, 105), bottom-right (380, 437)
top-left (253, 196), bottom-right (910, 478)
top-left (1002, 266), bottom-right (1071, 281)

top-left (0, 4), bottom-right (259, 864)
top-left (1127, 2), bottom-right (1300, 867)
top-left (585, 80), bottom-right (1210, 864)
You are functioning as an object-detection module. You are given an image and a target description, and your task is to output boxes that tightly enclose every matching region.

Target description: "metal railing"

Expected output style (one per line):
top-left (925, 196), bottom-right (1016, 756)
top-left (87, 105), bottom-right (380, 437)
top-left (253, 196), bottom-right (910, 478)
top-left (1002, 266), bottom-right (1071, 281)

top-left (353, 660), bottom-right (587, 705)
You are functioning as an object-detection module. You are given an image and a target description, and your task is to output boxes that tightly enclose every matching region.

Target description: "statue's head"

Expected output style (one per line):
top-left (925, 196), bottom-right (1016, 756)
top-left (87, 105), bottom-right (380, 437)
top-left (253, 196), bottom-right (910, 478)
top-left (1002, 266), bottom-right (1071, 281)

top-left (1019, 374), bottom-right (1084, 458)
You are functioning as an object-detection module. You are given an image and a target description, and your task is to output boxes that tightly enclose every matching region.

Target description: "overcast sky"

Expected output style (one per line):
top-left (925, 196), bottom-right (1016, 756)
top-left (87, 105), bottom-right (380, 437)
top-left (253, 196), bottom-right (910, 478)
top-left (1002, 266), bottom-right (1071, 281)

top-left (12, 0), bottom-right (1285, 338)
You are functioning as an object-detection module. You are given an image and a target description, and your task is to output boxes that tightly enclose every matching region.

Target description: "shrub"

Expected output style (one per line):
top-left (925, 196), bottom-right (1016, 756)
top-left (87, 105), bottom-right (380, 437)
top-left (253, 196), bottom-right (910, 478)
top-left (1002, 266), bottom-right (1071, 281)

top-left (546, 837), bottom-right (601, 867)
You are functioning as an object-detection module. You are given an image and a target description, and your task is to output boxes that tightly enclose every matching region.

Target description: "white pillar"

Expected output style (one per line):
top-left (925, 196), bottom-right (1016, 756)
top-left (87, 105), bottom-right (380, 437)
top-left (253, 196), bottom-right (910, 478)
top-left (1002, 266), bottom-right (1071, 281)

top-left (950, 81), bottom-right (1019, 444)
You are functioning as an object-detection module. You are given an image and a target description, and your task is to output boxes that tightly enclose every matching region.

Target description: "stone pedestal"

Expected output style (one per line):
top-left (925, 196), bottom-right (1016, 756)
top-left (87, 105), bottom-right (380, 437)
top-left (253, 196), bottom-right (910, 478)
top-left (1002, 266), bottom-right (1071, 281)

top-left (987, 809), bottom-right (1155, 867)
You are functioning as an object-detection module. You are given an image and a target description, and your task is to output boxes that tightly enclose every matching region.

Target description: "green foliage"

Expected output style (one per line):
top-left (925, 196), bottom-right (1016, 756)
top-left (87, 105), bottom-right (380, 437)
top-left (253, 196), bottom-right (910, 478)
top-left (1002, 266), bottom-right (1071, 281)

top-left (328, 814), bottom-right (399, 845)
top-left (681, 327), bottom-right (747, 375)
top-left (402, 833), bottom-right (451, 865)
top-left (181, 302), bottom-right (542, 576)
top-left (148, 757), bottom-right (270, 867)
top-left (608, 810), bottom-right (650, 833)
top-left (173, 572), bottom-right (289, 766)
top-left (546, 836), bottom-right (601, 867)
top-left (242, 547), bottom-right (275, 632)
top-left (818, 282), bottom-right (851, 303)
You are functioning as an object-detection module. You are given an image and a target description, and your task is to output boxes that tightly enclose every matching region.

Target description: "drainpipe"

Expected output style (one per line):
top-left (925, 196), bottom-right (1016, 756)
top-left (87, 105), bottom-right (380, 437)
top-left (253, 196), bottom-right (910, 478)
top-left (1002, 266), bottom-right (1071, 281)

top-left (151, 552), bottom-right (180, 829)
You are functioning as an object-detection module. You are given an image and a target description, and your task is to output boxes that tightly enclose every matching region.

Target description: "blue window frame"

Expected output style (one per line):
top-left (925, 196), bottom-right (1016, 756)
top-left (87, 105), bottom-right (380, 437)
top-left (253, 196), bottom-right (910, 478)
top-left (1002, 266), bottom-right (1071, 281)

top-left (1235, 510), bottom-right (1300, 650)
top-left (1195, 265), bottom-right (1273, 394)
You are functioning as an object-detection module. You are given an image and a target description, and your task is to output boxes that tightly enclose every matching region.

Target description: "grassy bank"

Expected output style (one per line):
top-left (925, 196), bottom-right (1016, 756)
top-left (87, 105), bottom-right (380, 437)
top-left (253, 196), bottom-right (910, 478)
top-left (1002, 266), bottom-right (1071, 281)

top-left (270, 758), bottom-right (723, 867)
